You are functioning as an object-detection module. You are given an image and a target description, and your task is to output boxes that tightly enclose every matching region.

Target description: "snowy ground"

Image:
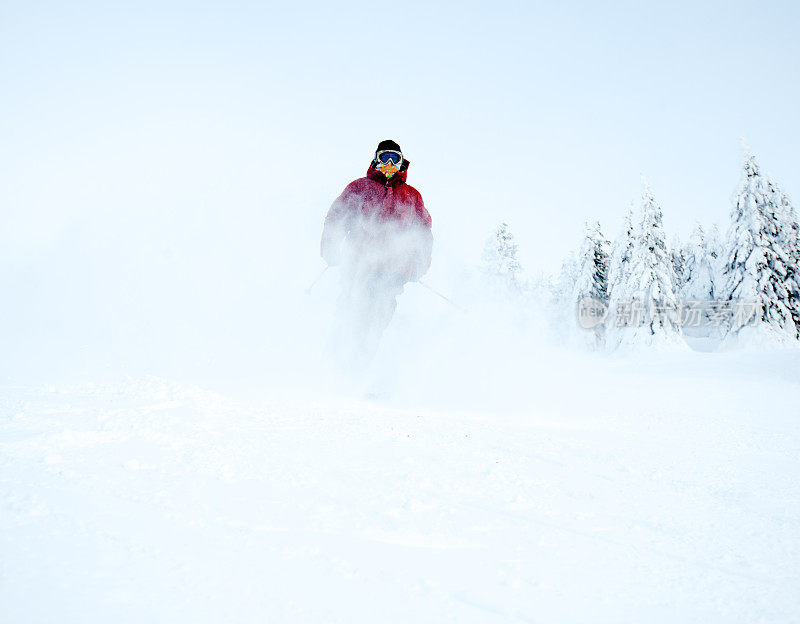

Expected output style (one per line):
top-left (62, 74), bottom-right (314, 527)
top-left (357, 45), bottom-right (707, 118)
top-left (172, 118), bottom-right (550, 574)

top-left (2, 350), bottom-right (799, 623)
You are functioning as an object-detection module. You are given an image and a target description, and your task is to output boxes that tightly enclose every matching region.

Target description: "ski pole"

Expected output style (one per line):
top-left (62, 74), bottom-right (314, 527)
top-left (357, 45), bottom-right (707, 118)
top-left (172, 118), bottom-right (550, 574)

top-left (305, 266), bottom-right (329, 295)
top-left (418, 280), bottom-right (466, 313)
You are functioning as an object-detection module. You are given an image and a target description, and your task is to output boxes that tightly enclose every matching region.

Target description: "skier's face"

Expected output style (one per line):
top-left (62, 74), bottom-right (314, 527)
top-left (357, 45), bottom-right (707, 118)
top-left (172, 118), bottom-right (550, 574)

top-left (375, 150), bottom-right (402, 179)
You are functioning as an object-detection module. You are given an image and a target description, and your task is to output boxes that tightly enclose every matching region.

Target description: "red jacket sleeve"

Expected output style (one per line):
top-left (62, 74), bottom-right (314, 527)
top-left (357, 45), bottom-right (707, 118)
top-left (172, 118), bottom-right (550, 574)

top-left (409, 191), bottom-right (433, 281)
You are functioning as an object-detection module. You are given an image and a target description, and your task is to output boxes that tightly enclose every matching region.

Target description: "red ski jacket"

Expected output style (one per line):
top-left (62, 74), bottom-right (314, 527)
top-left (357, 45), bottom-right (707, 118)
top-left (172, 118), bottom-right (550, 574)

top-left (321, 159), bottom-right (433, 281)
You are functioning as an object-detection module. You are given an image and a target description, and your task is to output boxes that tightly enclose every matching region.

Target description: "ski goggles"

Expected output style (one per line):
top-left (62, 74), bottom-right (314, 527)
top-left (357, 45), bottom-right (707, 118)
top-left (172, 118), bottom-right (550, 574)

top-left (376, 150), bottom-right (403, 166)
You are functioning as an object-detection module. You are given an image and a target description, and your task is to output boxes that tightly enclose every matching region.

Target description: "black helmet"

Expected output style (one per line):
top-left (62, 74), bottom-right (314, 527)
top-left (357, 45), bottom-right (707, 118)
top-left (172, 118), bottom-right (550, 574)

top-left (376, 139), bottom-right (401, 154)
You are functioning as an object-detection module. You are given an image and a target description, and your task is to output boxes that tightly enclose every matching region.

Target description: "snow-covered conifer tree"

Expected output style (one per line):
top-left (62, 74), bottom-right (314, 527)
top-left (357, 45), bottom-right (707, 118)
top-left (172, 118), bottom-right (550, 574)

top-left (550, 251), bottom-right (579, 343)
top-left (707, 223), bottom-right (722, 263)
top-left (772, 182), bottom-right (800, 333)
top-left (574, 221), bottom-right (610, 304)
top-left (670, 234), bottom-right (687, 293)
top-left (573, 221), bottom-right (610, 347)
top-left (605, 206), bottom-right (636, 350)
top-left (719, 152), bottom-right (798, 344)
top-left (482, 222), bottom-right (523, 295)
top-left (682, 224), bottom-right (716, 302)
top-left (618, 181), bottom-right (683, 349)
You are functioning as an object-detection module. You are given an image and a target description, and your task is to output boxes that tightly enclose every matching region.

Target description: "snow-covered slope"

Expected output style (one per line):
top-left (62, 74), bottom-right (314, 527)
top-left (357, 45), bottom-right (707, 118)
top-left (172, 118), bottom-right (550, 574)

top-left (2, 350), bottom-right (799, 623)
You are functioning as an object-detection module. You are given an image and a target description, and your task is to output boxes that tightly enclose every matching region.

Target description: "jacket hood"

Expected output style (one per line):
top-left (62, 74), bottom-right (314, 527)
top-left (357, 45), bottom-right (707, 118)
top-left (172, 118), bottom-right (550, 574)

top-left (366, 158), bottom-right (410, 186)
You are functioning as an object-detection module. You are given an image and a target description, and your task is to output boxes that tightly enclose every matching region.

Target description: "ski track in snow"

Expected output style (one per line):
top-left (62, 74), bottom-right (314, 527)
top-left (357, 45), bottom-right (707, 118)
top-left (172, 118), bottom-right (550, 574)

top-left (1, 358), bottom-right (799, 623)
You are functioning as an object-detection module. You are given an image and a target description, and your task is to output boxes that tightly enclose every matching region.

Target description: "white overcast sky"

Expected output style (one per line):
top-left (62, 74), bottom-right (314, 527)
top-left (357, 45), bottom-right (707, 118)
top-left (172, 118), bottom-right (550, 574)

top-left (1, 0), bottom-right (799, 308)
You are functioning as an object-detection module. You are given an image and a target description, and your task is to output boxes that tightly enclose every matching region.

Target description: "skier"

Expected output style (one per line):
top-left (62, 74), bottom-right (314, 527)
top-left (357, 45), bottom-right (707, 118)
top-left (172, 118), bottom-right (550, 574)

top-left (321, 140), bottom-right (433, 367)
